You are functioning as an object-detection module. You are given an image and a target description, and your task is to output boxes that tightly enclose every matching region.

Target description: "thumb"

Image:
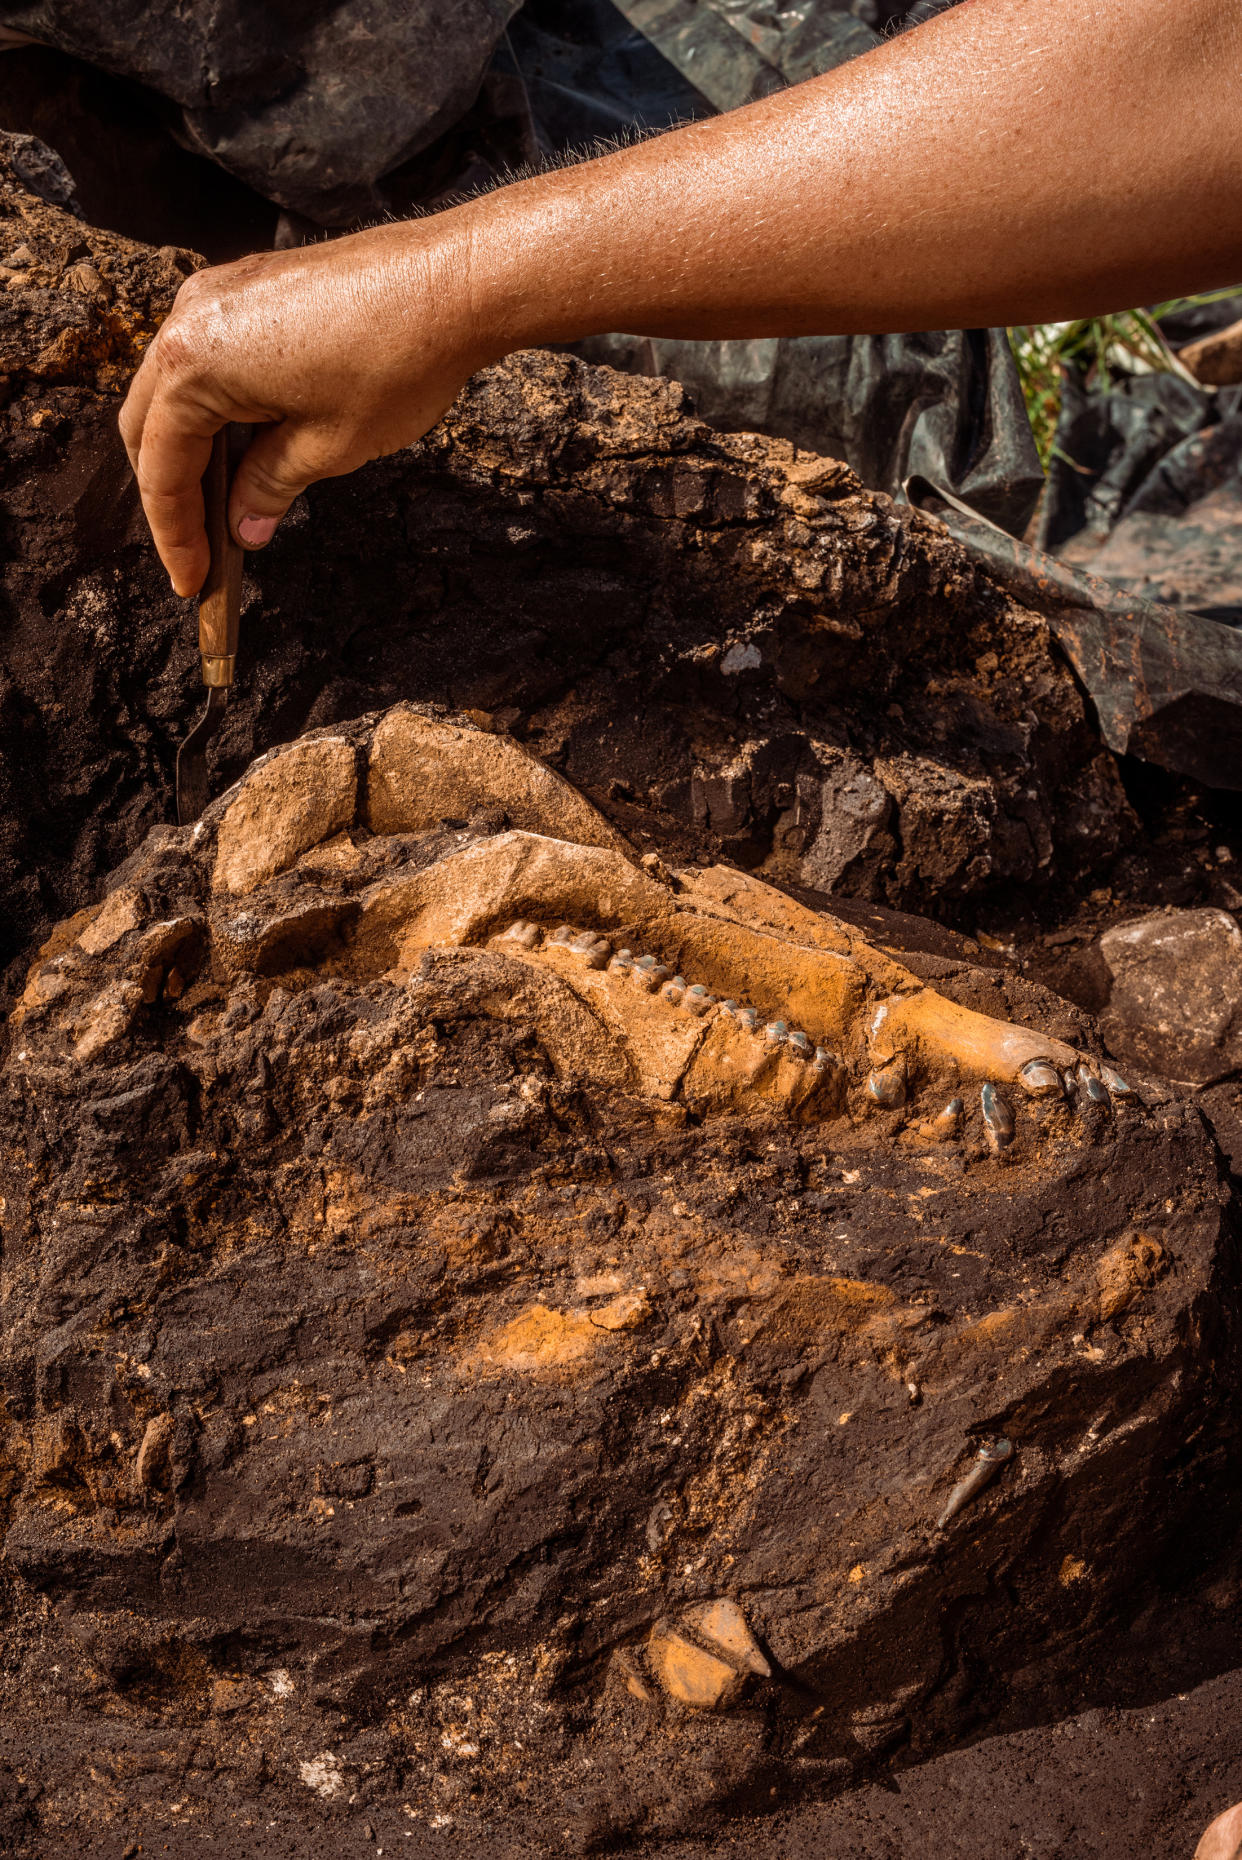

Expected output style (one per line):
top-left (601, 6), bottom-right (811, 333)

top-left (228, 420), bottom-right (331, 549)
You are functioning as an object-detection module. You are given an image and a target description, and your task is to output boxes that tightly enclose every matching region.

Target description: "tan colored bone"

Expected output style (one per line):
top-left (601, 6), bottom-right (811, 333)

top-left (367, 706), bottom-right (628, 851)
top-left (213, 737), bottom-right (358, 895)
top-left (354, 832), bottom-right (668, 971)
top-left (868, 990), bottom-right (1078, 1083)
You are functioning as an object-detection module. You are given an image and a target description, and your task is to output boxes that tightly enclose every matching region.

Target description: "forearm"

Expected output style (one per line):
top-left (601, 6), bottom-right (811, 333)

top-left (452, 0), bottom-right (1242, 354)
top-left (121, 0), bottom-right (1242, 592)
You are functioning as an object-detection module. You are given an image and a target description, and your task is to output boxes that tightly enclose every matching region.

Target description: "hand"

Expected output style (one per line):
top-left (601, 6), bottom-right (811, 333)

top-left (118, 217), bottom-right (483, 596)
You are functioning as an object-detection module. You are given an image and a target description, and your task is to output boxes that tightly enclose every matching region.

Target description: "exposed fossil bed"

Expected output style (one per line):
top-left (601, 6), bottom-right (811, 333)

top-left (0, 144), bottom-right (1241, 1860)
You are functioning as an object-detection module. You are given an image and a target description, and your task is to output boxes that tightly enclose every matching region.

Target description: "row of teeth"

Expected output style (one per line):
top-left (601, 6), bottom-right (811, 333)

top-left (500, 921), bottom-right (1136, 1132)
top-left (501, 922), bottom-right (838, 1072)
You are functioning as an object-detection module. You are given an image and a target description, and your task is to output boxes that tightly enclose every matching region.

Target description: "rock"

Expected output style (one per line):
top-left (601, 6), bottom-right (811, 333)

top-left (1180, 317), bottom-right (1242, 387)
top-left (681, 1599), bottom-right (771, 1678)
top-left (134, 1412), bottom-right (174, 1492)
top-left (212, 736), bottom-right (357, 894)
top-left (0, 705), bottom-right (1231, 1845)
top-left (1098, 907), bottom-right (1242, 1085)
top-left (648, 1625), bottom-right (742, 1711)
top-left (0, 133), bottom-right (188, 391)
top-left (924, 492), bottom-right (1242, 790)
top-left (77, 885), bottom-right (143, 954)
top-left (0, 4), bottom-right (523, 224)
top-left (71, 977), bottom-right (142, 1061)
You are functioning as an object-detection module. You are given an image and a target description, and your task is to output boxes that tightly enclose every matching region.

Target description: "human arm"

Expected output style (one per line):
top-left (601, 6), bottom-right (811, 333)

top-left (118, 0), bottom-right (1242, 595)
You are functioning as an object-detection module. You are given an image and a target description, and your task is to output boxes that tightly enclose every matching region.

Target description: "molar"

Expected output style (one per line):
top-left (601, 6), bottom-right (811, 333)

top-left (867, 1058), bottom-right (907, 1108)
top-left (1018, 1059), bottom-right (1063, 1099)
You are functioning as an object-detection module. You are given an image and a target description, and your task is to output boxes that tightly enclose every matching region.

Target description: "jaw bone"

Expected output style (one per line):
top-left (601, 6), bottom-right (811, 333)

top-left (33, 707), bottom-right (1132, 1157)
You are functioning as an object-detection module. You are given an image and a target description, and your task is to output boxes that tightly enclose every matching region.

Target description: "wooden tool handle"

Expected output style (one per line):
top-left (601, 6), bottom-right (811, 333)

top-left (197, 425), bottom-right (244, 687)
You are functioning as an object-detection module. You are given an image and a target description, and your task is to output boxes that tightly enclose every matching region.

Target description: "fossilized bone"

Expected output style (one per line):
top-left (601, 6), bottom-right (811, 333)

top-left (24, 706), bottom-right (1136, 1158)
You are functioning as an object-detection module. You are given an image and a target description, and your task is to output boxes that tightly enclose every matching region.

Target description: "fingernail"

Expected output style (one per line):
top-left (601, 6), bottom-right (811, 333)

top-left (238, 514), bottom-right (278, 547)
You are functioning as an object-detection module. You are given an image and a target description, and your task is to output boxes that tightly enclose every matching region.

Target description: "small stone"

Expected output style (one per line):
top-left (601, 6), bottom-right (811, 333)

top-left (62, 261), bottom-right (103, 296)
top-left (932, 1096), bottom-right (963, 1139)
top-left (78, 886), bottom-right (143, 955)
top-left (73, 980), bottom-right (143, 1062)
top-left (210, 1676), bottom-right (251, 1714)
top-left (135, 1412), bottom-right (174, 1492)
top-left (588, 1290), bottom-right (651, 1332)
top-left (681, 1599), bottom-right (771, 1678)
top-left (501, 920), bottom-right (541, 950)
top-left (1098, 907), bottom-right (1242, 1086)
top-left (648, 1624), bottom-right (741, 1710)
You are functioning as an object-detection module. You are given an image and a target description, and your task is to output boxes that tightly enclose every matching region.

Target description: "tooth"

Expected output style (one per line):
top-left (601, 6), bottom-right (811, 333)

top-left (1077, 1064), bottom-right (1109, 1105)
top-left (787, 1030), bottom-right (811, 1057)
top-left (1101, 1066), bottom-right (1135, 1100)
top-left (632, 956), bottom-right (669, 993)
top-left (980, 1081), bottom-right (1014, 1151)
top-left (932, 1096), bottom-right (963, 1138)
top-left (608, 949), bottom-right (634, 974)
top-left (867, 1059), bottom-right (906, 1108)
top-left (586, 937), bottom-right (611, 969)
top-left (1018, 1059), bottom-right (1062, 1099)
top-left (764, 1020), bottom-right (789, 1046)
top-left (684, 984), bottom-right (716, 1017)
top-left (812, 1045), bottom-right (838, 1072)
top-left (501, 921), bottom-right (541, 949)
top-left (550, 924), bottom-right (575, 947)
top-left (736, 1007), bottom-right (759, 1033)
top-left (661, 976), bottom-right (687, 1004)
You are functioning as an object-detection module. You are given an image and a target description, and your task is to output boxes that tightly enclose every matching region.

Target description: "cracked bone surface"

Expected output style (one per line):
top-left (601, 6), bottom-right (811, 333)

top-left (0, 704), bottom-right (1230, 1849)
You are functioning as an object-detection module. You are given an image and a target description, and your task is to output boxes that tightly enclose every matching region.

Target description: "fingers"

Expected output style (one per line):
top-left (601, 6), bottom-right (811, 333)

top-left (119, 314), bottom-right (221, 597)
top-left (1195, 1804), bottom-right (1242, 1860)
top-left (228, 421), bottom-right (340, 551)
top-left (135, 409), bottom-right (217, 598)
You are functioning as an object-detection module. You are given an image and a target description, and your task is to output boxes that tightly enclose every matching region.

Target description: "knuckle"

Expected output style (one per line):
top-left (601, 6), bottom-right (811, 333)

top-left (150, 317), bottom-right (199, 382)
top-left (242, 455), bottom-right (301, 502)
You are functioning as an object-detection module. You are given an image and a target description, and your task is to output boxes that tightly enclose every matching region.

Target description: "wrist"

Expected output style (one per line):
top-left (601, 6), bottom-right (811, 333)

top-left (447, 181), bottom-right (599, 365)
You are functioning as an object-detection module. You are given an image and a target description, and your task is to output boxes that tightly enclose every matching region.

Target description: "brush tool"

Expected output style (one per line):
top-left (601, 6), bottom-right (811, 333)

top-left (176, 425), bottom-right (244, 826)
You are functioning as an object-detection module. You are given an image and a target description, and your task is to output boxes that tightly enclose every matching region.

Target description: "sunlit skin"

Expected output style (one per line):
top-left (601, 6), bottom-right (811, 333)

top-left (1197, 1805), bottom-right (1242, 1860)
top-left (119, 0), bottom-right (1242, 595)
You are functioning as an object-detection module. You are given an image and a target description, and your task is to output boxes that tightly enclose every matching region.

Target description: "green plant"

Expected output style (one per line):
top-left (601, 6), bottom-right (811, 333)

top-left (1008, 288), bottom-right (1242, 470)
